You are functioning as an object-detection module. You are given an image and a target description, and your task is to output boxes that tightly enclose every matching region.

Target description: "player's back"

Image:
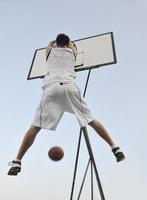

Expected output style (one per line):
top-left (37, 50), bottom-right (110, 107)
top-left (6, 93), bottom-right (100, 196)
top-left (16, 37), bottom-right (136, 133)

top-left (42, 47), bottom-right (76, 87)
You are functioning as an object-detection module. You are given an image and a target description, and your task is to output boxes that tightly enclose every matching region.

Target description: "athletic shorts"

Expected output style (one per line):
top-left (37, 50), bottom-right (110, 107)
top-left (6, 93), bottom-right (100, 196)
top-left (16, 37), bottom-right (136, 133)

top-left (32, 82), bottom-right (94, 130)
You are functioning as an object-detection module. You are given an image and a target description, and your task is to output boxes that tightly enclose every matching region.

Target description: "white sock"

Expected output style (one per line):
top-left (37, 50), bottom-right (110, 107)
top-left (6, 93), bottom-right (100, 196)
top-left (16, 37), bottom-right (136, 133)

top-left (15, 158), bottom-right (21, 162)
top-left (111, 144), bottom-right (118, 150)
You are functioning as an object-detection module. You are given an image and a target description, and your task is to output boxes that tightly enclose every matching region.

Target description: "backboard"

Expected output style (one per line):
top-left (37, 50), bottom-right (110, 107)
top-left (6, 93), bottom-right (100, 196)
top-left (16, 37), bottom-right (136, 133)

top-left (27, 32), bottom-right (117, 80)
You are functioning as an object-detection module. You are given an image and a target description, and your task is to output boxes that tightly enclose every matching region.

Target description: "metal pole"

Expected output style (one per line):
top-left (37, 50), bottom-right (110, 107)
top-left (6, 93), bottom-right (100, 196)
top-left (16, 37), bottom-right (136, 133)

top-left (83, 69), bottom-right (91, 98)
top-left (70, 129), bottom-right (82, 200)
top-left (77, 159), bottom-right (91, 200)
top-left (82, 127), bottom-right (105, 200)
top-left (70, 69), bottom-right (106, 200)
top-left (91, 161), bottom-right (94, 200)
top-left (70, 69), bottom-right (92, 200)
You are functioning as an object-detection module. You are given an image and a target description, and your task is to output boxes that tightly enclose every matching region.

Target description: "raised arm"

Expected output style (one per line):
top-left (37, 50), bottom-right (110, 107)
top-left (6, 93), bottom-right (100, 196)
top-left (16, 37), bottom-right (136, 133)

top-left (68, 41), bottom-right (77, 58)
top-left (45, 40), bottom-right (56, 57)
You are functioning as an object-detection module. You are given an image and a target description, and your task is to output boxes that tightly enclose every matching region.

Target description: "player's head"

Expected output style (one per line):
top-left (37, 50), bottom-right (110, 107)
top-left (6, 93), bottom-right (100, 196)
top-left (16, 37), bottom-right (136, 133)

top-left (56, 33), bottom-right (70, 47)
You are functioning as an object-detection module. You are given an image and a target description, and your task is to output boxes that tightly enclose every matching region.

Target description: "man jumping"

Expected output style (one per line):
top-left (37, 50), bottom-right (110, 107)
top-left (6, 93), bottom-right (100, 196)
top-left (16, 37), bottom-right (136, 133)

top-left (8, 33), bottom-right (125, 176)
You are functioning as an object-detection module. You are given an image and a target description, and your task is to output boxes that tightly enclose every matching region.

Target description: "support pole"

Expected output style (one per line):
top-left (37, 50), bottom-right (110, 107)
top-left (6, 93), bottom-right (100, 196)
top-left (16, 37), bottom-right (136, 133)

top-left (77, 159), bottom-right (91, 200)
top-left (70, 129), bottom-right (82, 200)
top-left (70, 69), bottom-right (91, 200)
top-left (82, 127), bottom-right (105, 200)
top-left (70, 68), bottom-right (106, 200)
top-left (91, 161), bottom-right (93, 200)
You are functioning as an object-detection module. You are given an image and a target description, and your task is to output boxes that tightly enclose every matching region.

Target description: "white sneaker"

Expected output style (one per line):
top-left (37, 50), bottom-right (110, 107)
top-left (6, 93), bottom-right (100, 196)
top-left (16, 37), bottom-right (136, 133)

top-left (112, 147), bottom-right (125, 162)
top-left (8, 160), bottom-right (21, 176)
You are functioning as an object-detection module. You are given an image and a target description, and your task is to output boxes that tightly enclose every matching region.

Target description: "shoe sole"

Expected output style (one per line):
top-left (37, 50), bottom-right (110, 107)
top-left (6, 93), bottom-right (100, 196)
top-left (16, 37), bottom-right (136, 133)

top-left (8, 167), bottom-right (21, 176)
top-left (116, 155), bottom-right (125, 162)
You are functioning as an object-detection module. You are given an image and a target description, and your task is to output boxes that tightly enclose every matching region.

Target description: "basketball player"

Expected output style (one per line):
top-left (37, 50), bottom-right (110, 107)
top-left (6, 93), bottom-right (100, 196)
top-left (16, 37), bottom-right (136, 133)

top-left (8, 33), bottom-right (125, 176)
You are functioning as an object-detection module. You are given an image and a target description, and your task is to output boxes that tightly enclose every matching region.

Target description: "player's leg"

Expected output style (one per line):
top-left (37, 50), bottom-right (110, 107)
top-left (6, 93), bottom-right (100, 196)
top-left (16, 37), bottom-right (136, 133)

top-left (88, 119), bottom-right (125, 162)
top-left (8, 125), bottom-right (41, 176)
top-left (16, 125), bottom-right (41, 160)
top-left (88, 120), bottom-right (114, 146)
top-left (64, 83), bottom-right (125, 162)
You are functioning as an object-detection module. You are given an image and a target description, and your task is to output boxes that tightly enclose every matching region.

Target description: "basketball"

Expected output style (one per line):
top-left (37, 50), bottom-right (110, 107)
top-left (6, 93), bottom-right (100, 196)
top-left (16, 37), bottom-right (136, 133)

top-left (48, 146), bottom-right (64, 161)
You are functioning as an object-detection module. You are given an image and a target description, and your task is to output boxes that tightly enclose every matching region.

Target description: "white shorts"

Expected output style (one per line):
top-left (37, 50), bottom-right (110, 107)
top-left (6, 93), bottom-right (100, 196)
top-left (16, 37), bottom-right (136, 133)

top-left (32, 82), bottom-right (94, 130)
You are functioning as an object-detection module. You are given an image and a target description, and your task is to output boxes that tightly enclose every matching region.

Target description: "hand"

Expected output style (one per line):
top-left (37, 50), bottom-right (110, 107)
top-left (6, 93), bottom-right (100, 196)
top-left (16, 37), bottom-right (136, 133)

top-left (68, 41), bottom-right (77, 51)
top-left (47, 40), bottom-right (56, 48)
top-left (68, 41), bottom-right (74, 49)
top-left (45, 41), bottom-right (57, 56)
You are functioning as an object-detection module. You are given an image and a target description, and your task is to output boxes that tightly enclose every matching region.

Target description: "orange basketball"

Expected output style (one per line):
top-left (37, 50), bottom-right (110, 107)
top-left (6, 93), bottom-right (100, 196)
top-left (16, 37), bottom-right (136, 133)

top-left (48, 146), bottom-right (64, 161)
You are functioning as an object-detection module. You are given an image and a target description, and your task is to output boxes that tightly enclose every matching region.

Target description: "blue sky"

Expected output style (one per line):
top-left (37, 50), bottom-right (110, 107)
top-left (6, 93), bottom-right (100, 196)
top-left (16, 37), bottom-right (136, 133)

top-left (0, 0), bottom-right (147, 200)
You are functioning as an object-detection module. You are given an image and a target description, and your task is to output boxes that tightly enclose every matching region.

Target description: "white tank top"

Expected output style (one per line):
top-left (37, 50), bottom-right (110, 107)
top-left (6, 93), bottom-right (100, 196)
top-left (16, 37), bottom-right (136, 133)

top-left (42, 48), bottom-right (76, 87)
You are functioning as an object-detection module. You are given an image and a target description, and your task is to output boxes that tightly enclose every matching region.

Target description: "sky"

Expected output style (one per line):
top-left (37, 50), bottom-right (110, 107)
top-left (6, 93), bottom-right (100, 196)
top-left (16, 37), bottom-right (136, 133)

top-left (0, 0), bottom-right (147, 199)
